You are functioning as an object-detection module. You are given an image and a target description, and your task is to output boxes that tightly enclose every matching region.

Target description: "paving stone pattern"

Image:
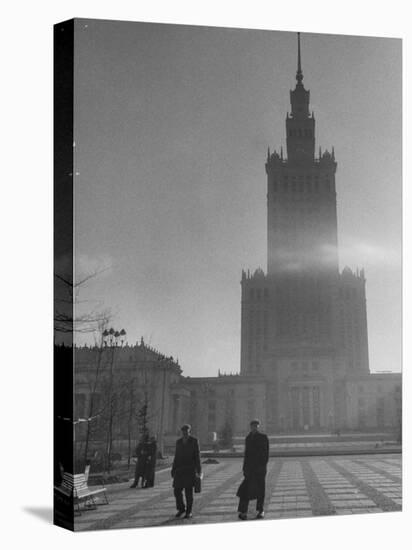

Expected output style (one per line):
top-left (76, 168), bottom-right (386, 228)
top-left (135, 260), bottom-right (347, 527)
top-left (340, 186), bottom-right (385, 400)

top-left (74, 454), bottom-right (401, 531)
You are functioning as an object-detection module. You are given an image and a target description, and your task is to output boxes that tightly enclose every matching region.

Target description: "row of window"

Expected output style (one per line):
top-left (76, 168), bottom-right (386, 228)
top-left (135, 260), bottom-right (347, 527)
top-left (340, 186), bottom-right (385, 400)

top-left (358, 397), bottom-right (386, 407)
top-left (248, 345), bottom-right (266, 360)
top-left (249, 291), bottom-right (331, 306)
top-left (273, 180), bottom-right (332, 193)
top-left (248, 288), bottom-right (269, 300)
top-left (280, 174), bottom-right (329, 181)
top-left (340, 287), bottom-right (360, 300)
top-left (290, 361), bottom-right (320, 372)
top-left (288, 128), bottom-right (313, 138)
top-left (289, 386), bottom-right (321, 428)
top-left (271, 219), bottom-right (333, 234)
top-left (358, 384), bottom-right (401, 394)
top-left (248, 344), bottom-right (268, 360)
top-left (247, 362), bottom-right (262, 372)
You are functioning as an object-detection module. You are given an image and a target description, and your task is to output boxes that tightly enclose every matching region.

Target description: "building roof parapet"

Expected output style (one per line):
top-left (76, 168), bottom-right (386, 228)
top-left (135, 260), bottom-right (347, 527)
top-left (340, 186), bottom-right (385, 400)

top-left (266, 151), bottom-right (337, 170)
top-left (183, 374), bottom-right (266, 385)
top-left (341, 266), bottom-right (366, 281)
top-left (318, 148), bottom-right (336, 163)
top-left (68, 338), bottom-right (182, 373)
top-left (241, 267), bottom-right (267, 282)
top-left (344, 372), bottom-right (401, 381)
top-left (218, 370), bottom-right (240, 377)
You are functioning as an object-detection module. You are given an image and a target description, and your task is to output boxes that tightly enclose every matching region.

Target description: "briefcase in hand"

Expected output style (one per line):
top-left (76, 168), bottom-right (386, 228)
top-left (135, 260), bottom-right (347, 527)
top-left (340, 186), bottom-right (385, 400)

top-left (194, 473), bottom-right (203, 493)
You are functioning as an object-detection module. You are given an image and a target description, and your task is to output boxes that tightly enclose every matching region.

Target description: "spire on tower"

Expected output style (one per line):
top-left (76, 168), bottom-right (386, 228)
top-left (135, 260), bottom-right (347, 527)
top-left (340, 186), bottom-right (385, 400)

top-left (296, 32), bottom-right (303, 84)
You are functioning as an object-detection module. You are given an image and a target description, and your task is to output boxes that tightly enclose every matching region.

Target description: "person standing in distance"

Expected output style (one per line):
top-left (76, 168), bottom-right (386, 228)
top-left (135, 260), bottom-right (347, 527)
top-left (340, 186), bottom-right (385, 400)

top-left (237, 419), bottom-right (269, 520)
top-left (171, 424), bottom-right (201, 519)
top-left (143, 436), bottom-right (157, 488)
top-left (130, 433), bottom-right (149, 488)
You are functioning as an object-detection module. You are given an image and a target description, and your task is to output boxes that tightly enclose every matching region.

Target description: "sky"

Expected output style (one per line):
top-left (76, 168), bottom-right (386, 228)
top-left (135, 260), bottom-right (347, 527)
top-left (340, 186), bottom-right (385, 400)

top-left (73, 19), bottom-right (402, 376)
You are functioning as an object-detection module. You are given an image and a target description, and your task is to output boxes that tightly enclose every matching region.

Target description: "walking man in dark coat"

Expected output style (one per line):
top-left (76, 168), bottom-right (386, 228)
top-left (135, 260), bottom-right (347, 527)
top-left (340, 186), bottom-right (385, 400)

top-left (237, 419), bottom-right (269, 520)
top-left (171, 424), bottom-right (201, 519)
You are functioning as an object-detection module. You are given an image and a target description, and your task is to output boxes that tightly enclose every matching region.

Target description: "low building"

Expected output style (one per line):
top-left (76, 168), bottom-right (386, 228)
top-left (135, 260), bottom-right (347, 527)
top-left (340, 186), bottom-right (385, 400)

top-left (73, 338), bottom-right (189, 460)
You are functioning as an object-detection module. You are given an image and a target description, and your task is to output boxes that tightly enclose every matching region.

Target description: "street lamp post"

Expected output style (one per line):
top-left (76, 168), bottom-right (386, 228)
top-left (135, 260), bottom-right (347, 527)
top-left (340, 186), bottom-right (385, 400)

top-left (101, 327), bottom-right (126, 472)
top-left (157, 357), bottom-right (172, 458)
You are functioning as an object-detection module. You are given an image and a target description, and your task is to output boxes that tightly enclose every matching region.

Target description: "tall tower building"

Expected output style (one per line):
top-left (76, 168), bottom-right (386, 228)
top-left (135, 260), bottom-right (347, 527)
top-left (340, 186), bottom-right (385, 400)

top-left (240, 34), bottom-right (369, 432)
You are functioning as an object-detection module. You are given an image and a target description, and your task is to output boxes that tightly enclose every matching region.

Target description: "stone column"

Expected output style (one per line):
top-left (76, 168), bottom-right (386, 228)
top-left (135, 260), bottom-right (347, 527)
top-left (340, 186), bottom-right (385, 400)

top-left (298, 387), bottom-right (303, 428)
top-left (309, 386), bottom-right (314, 427)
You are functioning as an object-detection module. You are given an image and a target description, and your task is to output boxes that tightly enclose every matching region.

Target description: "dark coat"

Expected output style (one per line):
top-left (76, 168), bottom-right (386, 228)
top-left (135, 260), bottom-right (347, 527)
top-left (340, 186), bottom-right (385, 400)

top-left (237, 430), bottom-right (269, 501)
top-left (135, 442), bottom-right (148, 477)
top-left (242, 431), bottom-right (269, 478)
top-left (236, 477), bottom-right (261, 501)
top-left (171, 436), bottom-right (201, 489)
top-left (144, 440), bottom-right (157, 487)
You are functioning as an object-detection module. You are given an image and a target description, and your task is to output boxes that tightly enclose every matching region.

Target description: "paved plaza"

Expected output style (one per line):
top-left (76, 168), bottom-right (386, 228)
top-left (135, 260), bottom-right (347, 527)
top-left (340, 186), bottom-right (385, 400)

top-left (74, 454), bottom-right (402, 531)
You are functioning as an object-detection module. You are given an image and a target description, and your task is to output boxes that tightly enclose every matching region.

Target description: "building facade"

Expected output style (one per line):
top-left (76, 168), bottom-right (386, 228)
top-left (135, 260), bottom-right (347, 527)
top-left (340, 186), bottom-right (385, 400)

top-left (73, 339), bottom-right (190, 458)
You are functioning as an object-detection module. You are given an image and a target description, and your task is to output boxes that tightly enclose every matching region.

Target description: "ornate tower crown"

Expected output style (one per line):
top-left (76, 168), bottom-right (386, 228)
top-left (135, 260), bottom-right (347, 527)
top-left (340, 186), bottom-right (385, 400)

top-left (286, 33), bottom-right (315, 163)
top-left (289, 32), bottom-right (310, 119)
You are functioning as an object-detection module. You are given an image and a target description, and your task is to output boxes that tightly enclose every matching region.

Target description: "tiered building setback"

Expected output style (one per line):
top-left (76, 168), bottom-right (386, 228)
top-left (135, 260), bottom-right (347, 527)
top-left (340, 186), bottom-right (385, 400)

top-left (239, 33), bottom-right (372, 433)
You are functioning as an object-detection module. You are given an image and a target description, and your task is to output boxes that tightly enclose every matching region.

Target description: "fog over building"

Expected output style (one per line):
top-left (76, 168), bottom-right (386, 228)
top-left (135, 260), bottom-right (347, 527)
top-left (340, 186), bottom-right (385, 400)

top-left (74, 32), bottom-right (401, 455)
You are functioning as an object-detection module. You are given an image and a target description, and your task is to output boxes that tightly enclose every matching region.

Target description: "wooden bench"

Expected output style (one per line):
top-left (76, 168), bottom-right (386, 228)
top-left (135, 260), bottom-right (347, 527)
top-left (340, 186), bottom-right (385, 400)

top-left (55, 469), bottom-right (109, 514)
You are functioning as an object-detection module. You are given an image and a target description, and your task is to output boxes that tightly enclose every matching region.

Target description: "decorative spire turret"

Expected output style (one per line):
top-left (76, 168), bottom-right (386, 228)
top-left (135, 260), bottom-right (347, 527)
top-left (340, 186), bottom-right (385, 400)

top-left (296, 32), bottom-right (303, 84)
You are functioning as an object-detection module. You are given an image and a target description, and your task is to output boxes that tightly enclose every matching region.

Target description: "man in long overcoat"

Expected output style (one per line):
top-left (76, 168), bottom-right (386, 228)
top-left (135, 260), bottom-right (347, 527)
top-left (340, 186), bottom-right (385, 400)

top-left (237, 419), bottom-right (269, 520)
top-left (130, 434), bottom-right (149, 488)
top-left (171, 424), bottom-right (201, 519)
top-left (143, 436), bottom-right (157, 488)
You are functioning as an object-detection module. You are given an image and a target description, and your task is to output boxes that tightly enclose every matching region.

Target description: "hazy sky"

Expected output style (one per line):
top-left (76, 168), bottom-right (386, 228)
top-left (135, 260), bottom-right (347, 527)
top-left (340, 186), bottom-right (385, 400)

top-left (73, 19), bottom-right (401, 376)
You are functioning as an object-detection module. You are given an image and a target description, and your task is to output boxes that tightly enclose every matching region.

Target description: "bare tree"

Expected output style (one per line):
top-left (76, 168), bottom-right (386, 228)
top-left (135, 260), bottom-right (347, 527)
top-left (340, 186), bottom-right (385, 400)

top-left (54, 267), bottom-right (111, 335)
top-left (80, 320), bottom-right (112, 465)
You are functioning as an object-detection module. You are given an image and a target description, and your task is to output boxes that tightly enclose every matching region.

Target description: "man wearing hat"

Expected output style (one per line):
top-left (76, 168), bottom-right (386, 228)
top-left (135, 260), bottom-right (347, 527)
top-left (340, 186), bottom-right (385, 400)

top-left (171, 424), bottom-right (201, 519)
top-left (237, 419), bottom-right (269, 520)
